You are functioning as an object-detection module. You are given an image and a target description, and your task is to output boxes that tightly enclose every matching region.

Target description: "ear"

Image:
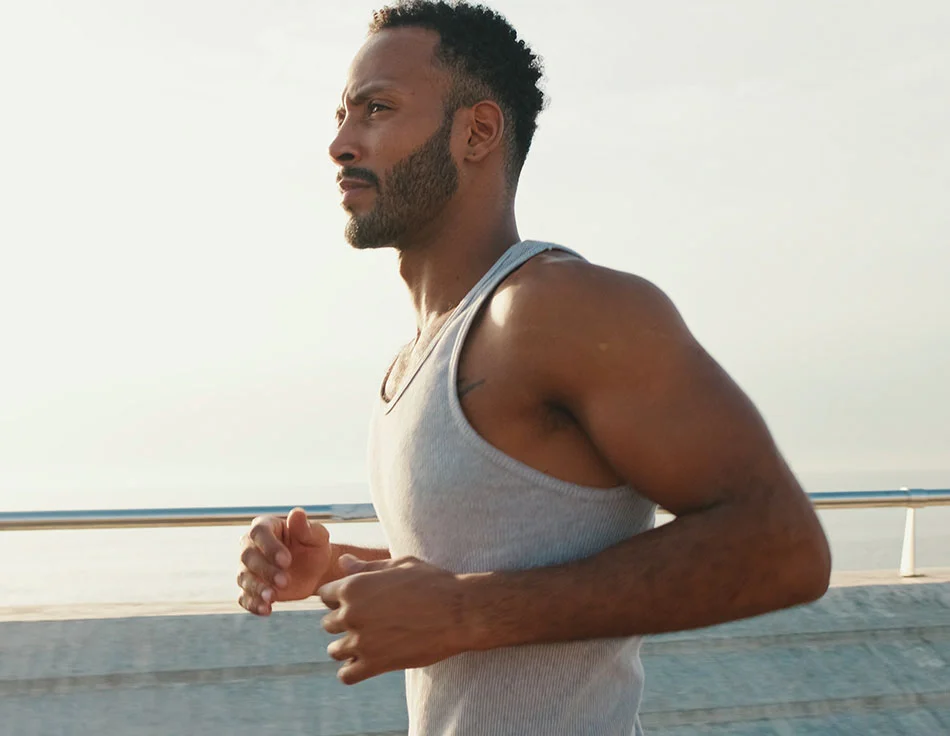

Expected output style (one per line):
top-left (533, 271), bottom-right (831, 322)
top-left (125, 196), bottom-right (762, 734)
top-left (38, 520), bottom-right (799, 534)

top-left (463, 100), bottom-right (506, 164)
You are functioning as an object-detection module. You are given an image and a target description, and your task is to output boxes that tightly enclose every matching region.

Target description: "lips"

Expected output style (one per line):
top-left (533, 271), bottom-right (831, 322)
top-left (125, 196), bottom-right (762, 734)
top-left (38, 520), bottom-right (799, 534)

top-left (340, 178), bottom-right (375, 207)
top-left (338, 178), bottom-right (374, 192)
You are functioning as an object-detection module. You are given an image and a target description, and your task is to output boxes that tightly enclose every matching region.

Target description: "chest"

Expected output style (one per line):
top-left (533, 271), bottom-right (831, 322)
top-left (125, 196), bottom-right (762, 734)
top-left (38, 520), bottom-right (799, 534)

top-left (382, 311), bottom-right (457, 404)
top-left (379, 309), bottom-right (612, 492)
top-left (368, 316), bottom-right (641, 569)
top-left (382, 319), bottom-right (543, 439)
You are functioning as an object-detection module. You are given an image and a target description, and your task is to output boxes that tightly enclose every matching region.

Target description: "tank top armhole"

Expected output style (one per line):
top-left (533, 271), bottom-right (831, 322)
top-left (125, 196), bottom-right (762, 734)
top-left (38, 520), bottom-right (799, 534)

top-left (444, 243), bottom-right (640, 501)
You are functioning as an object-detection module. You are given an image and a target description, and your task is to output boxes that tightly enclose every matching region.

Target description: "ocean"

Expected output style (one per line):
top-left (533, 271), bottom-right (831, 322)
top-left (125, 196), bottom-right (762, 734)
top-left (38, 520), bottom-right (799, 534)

top-left (1, 469), bottom-right (948, 610)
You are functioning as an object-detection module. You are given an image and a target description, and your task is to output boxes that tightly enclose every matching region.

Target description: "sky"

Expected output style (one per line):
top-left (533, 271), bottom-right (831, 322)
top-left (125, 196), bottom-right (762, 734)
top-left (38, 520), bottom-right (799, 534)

top-left (0, 0), bottom-right (948, 512)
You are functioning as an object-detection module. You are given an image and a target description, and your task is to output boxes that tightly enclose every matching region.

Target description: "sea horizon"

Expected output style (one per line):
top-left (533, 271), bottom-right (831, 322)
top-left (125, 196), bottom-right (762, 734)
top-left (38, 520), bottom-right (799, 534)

top-left (2, 468), bottom-right (948, 610)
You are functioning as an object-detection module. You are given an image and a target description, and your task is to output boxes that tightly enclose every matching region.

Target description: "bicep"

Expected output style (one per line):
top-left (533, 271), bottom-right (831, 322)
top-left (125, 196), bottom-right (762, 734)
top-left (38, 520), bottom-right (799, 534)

top-left (548, 282), bottom-right (796, 515)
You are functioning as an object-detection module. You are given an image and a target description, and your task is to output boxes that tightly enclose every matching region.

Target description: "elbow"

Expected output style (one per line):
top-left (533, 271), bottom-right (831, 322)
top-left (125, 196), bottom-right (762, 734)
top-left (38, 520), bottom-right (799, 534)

top-left (757, 489), bottom-right (832, 607)
top-left (803, 538), bottom-right (832, 604)
top-left (786, 523), bottom-right (832, 606)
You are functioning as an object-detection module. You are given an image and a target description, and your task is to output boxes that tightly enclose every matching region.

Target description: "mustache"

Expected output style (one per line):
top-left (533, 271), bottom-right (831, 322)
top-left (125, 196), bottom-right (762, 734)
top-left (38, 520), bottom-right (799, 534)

top-left (337, 167), bottom-right (379, 188)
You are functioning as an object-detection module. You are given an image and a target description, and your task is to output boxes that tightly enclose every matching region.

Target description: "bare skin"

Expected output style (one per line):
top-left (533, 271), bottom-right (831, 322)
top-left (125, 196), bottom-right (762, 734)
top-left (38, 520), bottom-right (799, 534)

top-left (237, 508), bottom-right (389, 617)
top-left (238, 26), bottom-right (832, 686)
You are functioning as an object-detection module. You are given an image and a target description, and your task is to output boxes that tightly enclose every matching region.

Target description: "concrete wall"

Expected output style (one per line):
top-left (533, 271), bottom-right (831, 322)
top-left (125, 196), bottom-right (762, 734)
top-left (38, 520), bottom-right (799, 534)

top-left (2, 580), bottom-right (949, 735)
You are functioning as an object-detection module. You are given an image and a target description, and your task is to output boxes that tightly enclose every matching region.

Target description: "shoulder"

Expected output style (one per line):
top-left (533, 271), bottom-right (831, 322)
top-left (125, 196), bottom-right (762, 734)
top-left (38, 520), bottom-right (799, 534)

top-left (468, 248), bottom-right (706, 405)
top-left (486, 249), bottom-right (692, 353)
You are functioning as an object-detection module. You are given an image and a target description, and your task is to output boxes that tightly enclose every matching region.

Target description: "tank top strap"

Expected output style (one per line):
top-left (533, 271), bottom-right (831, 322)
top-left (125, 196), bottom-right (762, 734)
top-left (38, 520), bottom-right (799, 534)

top-left (380, 240), bottom-right (581, 413)
top-left (452, 239), bottom-right (585, 327)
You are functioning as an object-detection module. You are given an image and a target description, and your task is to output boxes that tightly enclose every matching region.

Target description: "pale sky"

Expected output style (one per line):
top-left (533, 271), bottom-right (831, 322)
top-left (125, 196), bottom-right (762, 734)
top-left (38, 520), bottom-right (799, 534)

top-left (1, 1), bottom-right (948, 512)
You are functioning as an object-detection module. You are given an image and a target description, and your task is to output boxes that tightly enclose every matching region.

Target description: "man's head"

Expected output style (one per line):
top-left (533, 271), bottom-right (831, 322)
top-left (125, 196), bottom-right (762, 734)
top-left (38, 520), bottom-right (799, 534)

top-left (330, 1), bottom-right (545, 250)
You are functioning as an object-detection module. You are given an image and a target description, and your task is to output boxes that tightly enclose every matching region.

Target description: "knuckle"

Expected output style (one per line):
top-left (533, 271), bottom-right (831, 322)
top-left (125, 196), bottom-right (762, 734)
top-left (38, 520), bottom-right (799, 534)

top-left (248, 517), bottom-right (275, 542)
top-left (337, 605), bottom-right (359, 628)
top-left (237, 571), bottom-right (259, 593)
top-left (342, 575), bottom-right (368, 595)
top-left (336, 578), bottom-right (354, 597)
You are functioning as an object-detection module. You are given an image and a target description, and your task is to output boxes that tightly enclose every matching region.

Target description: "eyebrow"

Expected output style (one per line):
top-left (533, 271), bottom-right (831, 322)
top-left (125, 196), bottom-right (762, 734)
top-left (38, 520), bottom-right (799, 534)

top-left (335, 81), bottom-right (404, 118)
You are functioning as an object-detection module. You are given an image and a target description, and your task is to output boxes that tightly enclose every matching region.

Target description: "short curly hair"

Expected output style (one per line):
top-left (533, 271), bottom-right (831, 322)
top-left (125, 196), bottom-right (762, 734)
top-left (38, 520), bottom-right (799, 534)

top-left (369, 1), bottom-right (545, 182)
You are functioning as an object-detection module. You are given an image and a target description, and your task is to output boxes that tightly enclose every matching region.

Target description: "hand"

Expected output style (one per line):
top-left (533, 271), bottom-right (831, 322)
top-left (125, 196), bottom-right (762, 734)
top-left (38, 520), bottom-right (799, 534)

top-left (237, 507), bottom-right (332, 616)
top-left (318, 555), bottom-right (472, 684)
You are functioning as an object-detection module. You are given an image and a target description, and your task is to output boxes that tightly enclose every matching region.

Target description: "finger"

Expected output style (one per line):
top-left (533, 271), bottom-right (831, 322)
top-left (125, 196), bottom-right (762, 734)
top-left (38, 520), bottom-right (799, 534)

top-left (236, 570), bottom-right (278, 605)
top-left (317, 579), bottom-right (342, 608)
top-left (239, 547), bottom-right (289, 589)
top-left (248, 516), bottom-right (292, 569)
top-left (327, 634), bottom-right (358, 661)
top-left (321, 610), bottom-right (347, 635)
top-left (237, 592), bottom-right (271, 617)
top-left (338, 658), bottom-right (376, 686)
top-left (287, 507), bottom-right (330, 550)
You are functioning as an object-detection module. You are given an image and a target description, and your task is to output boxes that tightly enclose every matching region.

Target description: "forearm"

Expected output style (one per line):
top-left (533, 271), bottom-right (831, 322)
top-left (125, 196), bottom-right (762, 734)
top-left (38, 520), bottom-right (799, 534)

top-left (459, 497), bottom-right (830, 651)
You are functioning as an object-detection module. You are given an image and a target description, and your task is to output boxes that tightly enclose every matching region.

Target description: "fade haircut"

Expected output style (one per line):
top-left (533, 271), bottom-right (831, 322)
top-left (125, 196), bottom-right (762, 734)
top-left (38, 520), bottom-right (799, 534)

top-left (369, 1), bottom-right (545, 183)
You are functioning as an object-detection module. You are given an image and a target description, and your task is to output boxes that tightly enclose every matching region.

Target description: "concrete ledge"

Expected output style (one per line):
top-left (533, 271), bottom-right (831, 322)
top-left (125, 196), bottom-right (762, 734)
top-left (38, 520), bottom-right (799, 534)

top-left (3, 567), bottom-right (947, 624)
top-left (0, 597), bottom-right (326, 623)
top-left (830, 566), bottom-right (950, 588)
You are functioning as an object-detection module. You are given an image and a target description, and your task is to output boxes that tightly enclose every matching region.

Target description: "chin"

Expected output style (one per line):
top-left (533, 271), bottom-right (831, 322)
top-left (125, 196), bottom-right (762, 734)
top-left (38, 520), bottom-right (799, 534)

top-left (344, 224), bottom-right (393, 251)
top-left (344, 212), bottom-right (403, 251)
top-left (347, 239), bottom-right (392, 251)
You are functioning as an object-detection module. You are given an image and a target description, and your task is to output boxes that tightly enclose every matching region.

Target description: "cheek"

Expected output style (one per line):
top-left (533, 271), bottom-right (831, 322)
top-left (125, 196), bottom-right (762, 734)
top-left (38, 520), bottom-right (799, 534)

top-left (366, 125), bottom-right (407, 160)
top-left (368, 116), bottom-right (433, 170)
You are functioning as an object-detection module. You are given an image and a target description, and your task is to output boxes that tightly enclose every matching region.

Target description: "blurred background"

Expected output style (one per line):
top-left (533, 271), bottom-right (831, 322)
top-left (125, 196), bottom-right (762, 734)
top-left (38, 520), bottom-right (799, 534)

top-left (0, 0), bottom-right (948, 609)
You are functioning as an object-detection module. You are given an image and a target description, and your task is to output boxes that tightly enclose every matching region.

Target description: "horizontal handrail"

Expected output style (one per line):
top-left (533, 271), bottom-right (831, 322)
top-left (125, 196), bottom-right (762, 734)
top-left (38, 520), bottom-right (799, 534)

top-left (0, 490), bottom-right (948, 532)
top-left (807, 488), bottom-right (950, 510)
top-left (0, 503), bottom-right (378, 532)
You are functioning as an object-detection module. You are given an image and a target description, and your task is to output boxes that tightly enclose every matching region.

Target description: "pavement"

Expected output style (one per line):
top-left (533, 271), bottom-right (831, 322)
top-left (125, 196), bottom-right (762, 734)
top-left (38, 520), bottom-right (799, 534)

top-left (2, 570), bottom-right (949, 735)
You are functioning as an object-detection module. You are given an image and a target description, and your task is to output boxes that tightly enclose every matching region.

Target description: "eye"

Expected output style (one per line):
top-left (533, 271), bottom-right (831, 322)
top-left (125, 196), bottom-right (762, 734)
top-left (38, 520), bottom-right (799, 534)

top-left (367, 101), bottom-right (390, 116)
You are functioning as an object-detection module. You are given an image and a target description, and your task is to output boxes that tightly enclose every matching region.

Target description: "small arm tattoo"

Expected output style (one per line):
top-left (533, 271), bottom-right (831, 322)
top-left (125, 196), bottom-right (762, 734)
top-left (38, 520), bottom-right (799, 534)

top-left (457, 378), bottom-right (486, 398)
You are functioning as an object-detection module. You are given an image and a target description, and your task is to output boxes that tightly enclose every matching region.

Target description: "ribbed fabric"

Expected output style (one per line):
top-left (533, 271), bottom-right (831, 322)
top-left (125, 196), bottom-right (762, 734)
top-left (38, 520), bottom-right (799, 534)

top-left (368, 240), bottom-right (656, 735)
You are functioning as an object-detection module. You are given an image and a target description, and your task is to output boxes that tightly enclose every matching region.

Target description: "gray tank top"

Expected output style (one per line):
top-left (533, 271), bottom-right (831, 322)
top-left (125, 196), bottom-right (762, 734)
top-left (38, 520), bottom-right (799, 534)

top-left (368, 240), bottom-right (656, 735)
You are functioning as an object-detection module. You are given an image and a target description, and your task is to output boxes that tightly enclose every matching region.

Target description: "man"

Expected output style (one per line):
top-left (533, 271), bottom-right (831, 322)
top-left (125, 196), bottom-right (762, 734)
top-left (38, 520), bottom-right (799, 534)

top-left (237, 2), bottom-right (831, 733)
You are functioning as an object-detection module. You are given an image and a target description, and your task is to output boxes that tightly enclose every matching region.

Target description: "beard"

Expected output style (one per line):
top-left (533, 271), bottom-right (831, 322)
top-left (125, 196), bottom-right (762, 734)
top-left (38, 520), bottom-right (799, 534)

top-left (343, 113), bottom-right (459, 250)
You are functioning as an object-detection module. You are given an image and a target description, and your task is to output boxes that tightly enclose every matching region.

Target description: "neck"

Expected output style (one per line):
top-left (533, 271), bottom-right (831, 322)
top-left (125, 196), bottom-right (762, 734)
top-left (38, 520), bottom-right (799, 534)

top-left (396, 197), bottom-right (520, 334)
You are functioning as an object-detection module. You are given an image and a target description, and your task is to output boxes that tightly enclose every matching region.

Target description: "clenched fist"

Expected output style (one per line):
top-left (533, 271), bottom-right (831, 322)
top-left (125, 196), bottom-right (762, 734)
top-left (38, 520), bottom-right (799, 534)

top-left (237, 507), bottom-right (333, 616)
top-left (318, 555), bottom-right (475, 684)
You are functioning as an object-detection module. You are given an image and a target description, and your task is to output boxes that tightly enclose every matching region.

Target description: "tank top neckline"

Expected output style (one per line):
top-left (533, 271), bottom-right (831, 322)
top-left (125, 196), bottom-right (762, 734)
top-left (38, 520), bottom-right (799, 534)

top-left (378, 239), bottom-right (537, 414)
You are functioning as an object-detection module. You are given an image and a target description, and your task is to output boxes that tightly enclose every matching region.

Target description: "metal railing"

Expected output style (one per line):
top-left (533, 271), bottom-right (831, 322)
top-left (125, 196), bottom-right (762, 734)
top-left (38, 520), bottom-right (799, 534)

top-left (2, 489), bottom-right (948, 577)
top-left (0, 503), bottom-right (378, 531)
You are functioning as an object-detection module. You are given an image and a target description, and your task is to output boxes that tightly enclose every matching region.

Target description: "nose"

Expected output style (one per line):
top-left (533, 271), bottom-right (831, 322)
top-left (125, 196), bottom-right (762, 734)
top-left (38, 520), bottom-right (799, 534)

top-left (329, 118), bottom-right (361, 166)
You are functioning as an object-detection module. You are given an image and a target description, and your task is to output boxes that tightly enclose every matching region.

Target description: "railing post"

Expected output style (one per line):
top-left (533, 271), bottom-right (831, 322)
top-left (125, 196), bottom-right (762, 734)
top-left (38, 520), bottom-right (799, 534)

top-left (899, 487), bottom-right (918, 578)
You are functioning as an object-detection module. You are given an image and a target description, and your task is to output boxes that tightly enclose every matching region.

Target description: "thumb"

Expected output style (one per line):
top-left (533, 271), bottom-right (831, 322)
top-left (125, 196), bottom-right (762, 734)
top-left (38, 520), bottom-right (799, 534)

top-left (286, 507), bottom-right (328, 548)
top-left (338, 554), bottom-right (389, 575)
